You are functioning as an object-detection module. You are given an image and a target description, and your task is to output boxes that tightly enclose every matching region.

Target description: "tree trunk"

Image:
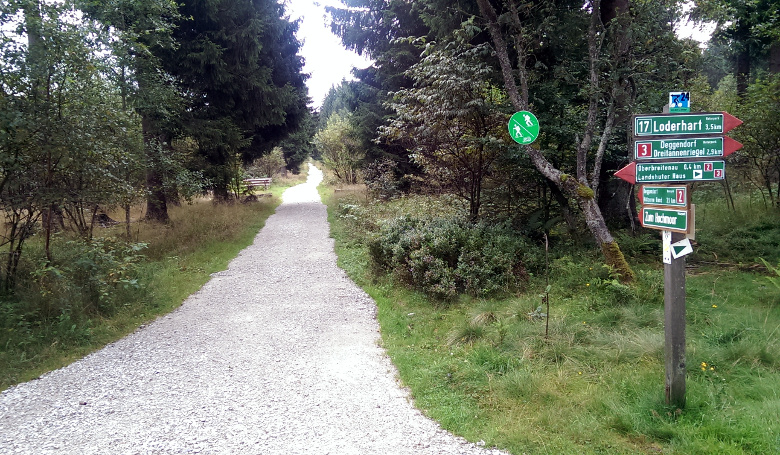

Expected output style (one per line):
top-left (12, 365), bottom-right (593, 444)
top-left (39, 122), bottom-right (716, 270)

top-left (735, 22), bottom-right (751, 97)
top-left (145, 169), bottom-right (169, 222)
top-left (141, 115), bottom-right (170, 223)
top-left (770, 40), bottom-right (780, 74)
top-left (125, 203), bottom-right (132, 239)
top-left (582, 197), bottom-right (635, 281)
top-left (211, 182), bottom-right (233, 204)
top-left (736, 49), bottom-right (751, 97)
top-left (547, 179), bottom-right (578, 235)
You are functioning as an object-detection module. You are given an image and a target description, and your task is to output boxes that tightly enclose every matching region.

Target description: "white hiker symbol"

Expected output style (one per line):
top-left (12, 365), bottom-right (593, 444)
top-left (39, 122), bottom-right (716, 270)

top-left (508, 110), bottom-right (539, 145)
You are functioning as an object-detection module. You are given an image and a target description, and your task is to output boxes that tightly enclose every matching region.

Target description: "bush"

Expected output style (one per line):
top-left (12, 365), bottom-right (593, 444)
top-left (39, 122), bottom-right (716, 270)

top-left (363, 159), bottom-right (402, 200)
top-left (25, 238), bottom-right (147, 320)
top-left (369, 216), bottom-right (538, 300)
top-left (247, 146), bottom-right (285, 178)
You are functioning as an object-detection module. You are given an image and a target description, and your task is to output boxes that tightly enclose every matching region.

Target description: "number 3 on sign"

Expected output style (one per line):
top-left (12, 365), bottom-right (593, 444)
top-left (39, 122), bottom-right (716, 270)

top-left (637, 142), bottom-right (652, 158)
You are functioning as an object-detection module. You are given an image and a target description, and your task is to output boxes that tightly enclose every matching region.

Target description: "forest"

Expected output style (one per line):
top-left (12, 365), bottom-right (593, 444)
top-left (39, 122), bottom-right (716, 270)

top-left (1, 0), bottom-right (779, 452)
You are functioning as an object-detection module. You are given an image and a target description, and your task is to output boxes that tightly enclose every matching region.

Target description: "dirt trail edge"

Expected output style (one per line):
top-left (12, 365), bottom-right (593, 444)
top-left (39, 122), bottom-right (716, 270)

top-left (0, 164), bottom-right (507, 455)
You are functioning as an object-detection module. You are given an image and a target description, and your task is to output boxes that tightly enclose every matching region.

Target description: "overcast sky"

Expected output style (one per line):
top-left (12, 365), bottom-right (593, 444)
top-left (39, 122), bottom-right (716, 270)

top-left (286, 0), bottom-right (372, 109)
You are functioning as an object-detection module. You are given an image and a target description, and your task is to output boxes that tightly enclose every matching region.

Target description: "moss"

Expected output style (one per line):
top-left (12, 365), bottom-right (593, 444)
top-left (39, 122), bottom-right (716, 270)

top-left (577, 184), bottom-right (595, 200)
top-left (601, 241), bottom-right (636, 284)
top-left (560, 173), bottom-right (569, 182)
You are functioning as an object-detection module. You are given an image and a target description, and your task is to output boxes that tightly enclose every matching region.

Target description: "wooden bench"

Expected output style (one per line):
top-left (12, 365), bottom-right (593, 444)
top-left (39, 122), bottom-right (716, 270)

top-left (243, 178), bottom-right (272, 190)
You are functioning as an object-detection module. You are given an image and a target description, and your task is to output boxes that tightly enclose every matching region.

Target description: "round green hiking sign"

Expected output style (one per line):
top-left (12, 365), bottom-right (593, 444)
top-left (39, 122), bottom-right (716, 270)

top-left (508, 111), bottom-right (540, 145)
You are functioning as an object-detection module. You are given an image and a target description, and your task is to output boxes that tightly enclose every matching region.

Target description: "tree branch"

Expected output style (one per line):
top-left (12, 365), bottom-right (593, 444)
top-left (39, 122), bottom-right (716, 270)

top-left (591, 95), bottom-right (616, 192)
top-left (577, 0), bottom-right (606, 183)
top-left (475, 0), bottom-right (524, 110)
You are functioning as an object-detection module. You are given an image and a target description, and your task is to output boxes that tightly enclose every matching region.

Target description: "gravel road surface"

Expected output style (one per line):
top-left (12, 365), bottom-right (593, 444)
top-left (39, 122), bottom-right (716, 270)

top-left (0, 165), bottom-right (507, 455)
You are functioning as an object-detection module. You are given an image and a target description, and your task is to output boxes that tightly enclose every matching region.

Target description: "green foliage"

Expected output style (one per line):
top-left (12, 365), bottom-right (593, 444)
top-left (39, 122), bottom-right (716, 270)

top-left (248, 147), bottom-right (286, 178)
top-left (25, 238), bottom-right (147, 319)
top-left (315, 112), bottom-right (365, 184)
top-left (693, 196), bottom-right (780, 263)
top-left (691, 0), bottom-right (780, 90)
top-left (758, 258), bottom-right (780, 290)
top-left (733, 74), bottom-right (780, 207)
top-left (278, 111), bottom-right (315, 173)
top-left (327, 189), bottom-right (780, 453)
top-left (163, 0), bottom-right (309, 180)
top-left (381, 41), bottom-right (509, 219)
top-left (0, 238), bottom-right (147, 355)
top-left (0, 0), bottom-right (150, 284)
top-left (369, 215), bottom-right (538, 300)
top-left (612, 231), bottom-right (660, 259)
top-left (363, 158), bottom-right (403, 200)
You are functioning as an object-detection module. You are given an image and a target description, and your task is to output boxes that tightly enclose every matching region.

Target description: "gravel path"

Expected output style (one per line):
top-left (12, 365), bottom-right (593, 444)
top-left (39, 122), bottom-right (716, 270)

top-left (0, 165), bottom-right (507, 455)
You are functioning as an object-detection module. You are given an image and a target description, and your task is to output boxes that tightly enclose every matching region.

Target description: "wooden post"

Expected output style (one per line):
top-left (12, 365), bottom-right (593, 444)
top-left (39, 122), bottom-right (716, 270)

top-left (664, 230), bottom-right (687, 407)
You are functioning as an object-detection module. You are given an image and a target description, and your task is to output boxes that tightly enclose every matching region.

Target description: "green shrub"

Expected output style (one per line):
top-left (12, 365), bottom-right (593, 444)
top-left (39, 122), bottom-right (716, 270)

top-left (370, 216), bottom-right (539, 300)
top-left (24, 238), bottom-right (147, 321)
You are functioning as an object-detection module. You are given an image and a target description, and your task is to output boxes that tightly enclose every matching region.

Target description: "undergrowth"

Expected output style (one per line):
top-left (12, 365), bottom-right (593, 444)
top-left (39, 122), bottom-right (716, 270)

top-left (325, 184), bottom-right (780, 455)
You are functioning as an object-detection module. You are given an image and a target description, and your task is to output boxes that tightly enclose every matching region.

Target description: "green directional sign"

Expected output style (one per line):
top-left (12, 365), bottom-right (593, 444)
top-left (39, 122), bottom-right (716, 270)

top-left (508, 111), bottom-right (540, 145)
top-left (634, 137), bottom-right (738, 160)
top-left (640, 185), bottom-right (688, 208)
top-left (641, 207), bottom-right (689, 233)
top-left (634, 113), bottom-right (731, 136)
top-left (635, 161), bottom-right (725, 183)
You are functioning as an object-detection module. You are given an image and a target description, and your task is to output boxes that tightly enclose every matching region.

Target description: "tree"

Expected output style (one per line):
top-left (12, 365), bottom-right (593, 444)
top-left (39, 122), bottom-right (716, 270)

top-left (382, 42), bottom-right (509, 219)
top-left (0, 0), bottom-right (147, 286)
top-left (326, 0), bottom-right (439, 177)
top-left (473, 0), bottom-right (641, 280)
top-left (162, 0), bottom-right (309, 201)
top-left (692, 0), bottom-right (780, 93)
top-left (79, 0), bottom-right (183, 222)
top-left (278, 110), bottom-right (315, 174)
top-left (735, 74), bottom-right (780, 206)
top-left (315, 112), bottom-right (364, 184)
top-left (249, 147), bottom-right (285, 179)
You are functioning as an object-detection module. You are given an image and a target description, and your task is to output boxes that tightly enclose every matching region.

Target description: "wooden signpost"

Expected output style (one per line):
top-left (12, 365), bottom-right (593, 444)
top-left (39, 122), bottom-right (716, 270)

top-left (615, 97), bottom-right (743, 408)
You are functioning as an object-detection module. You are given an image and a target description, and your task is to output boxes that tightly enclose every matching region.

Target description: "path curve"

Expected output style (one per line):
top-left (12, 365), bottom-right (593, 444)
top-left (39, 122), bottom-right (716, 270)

top-left (0, 165), bottom-right (506, 455)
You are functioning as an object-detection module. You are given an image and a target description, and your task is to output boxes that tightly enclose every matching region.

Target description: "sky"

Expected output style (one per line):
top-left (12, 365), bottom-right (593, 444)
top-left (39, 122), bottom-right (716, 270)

top-left (285, 0), bottom-right (373, 109)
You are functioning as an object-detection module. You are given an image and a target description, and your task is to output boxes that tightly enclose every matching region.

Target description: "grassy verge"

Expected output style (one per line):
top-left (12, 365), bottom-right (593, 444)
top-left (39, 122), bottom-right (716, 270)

top-left (0, 170), bottom-right (307, 390)
top-left (323, 184), bottom-right (780, 455)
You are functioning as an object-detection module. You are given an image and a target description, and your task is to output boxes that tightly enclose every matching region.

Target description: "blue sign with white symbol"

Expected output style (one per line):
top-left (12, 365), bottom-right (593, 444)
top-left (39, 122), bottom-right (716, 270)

top-left (669, 91), bottom-right (690, 113)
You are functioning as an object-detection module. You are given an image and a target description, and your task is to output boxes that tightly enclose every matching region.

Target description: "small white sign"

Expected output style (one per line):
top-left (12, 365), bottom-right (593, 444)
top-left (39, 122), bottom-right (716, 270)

top-left (662, 230), bottom-right (672, 264)
top-left (671, 238), bottom-right (694, 259)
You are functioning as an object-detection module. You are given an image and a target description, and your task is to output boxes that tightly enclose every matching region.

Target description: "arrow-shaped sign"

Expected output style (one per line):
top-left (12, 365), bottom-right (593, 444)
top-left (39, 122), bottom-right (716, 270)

top-left (634, 112), bottom-right (742, 137)
top-left (615, 161), bottom-right (725, 184)
top-left (634, 136), bottom-right (742, 160)
top-left (615, 162), bottom-right (637, 184)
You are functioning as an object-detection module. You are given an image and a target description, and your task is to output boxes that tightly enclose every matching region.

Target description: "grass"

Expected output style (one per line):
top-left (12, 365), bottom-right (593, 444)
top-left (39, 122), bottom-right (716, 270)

top-left (323, 183), bottom-right (780, 454)
top-left (0, 170), bottom-right (307, 390)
